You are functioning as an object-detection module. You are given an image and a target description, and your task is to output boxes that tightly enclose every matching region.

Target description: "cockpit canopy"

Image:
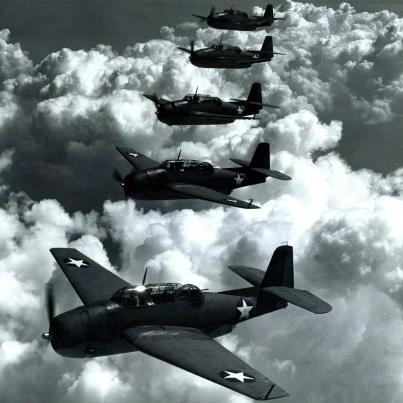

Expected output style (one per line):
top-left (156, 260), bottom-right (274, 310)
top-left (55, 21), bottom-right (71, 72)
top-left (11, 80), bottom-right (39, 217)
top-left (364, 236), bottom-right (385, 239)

top-left (160, 159), bottom-right (214, 173)
top-left (111, 283), bottom-right (204, 307)
top-left (220, 9), bottom-right (248, 17)
top-left (182, 94), bottom-right (222, 104)
top-left (210, 44), bottom-right (242, 53)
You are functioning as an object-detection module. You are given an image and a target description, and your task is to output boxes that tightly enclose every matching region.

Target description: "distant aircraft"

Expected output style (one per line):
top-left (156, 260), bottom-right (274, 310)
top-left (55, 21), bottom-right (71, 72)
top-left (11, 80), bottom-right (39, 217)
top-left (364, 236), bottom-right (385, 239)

top-left (178, 35), bottom-right (283, 69)
top-left (143, 82), bottom-right (278, 125)
top-left (113, 142), bottom-right (291, 209)
top-left (43, 244), bottom-right (331, 400)
top-left (193, 4), bottom-right (285, 31)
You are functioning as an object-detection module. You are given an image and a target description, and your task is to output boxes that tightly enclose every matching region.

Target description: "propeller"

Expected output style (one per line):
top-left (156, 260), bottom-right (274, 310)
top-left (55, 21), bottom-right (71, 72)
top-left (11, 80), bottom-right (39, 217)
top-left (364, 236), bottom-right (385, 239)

top-left (42, 283), bottom-right (55, 341)
top-left (113, 168), bottom-right (124, 185)
top-left (209, 6), bottom-right (215, 17)
top-left (142, 267), bottom-right (148, 285)
top-left (190, 40), bottom-right (195, 55)
top-left (113, 169), bottom-right (129, 198)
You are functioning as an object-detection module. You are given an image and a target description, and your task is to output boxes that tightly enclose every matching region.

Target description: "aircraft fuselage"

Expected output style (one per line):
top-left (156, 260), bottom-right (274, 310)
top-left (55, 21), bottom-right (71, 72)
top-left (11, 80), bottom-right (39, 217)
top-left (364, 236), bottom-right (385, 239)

top-left (50, 291), bottom-right (284, 358)
top-left (156, 100), bottom-right (258, 125)
top-left (207, 16), bottom-right (273, 31)
top-left (190, 51), bottom-right (273, 69)
top-left (123, 166), bottom-right (265, 200)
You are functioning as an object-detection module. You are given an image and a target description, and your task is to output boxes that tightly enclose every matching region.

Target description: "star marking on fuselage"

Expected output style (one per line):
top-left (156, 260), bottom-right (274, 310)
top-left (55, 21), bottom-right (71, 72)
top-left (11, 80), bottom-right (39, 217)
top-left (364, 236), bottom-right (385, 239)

top-left (65, 258), bottom-right (89, 268)
top-left (222, 371), bottom-right (255, 383)
top-left (236, 106), bottom-right (244, 115)
top-left (233, 174), bottom-right (244, 186)
top-left (237, 299), bottom-right (253, 321)
top-left (128, 152), bottom-right (140, 158)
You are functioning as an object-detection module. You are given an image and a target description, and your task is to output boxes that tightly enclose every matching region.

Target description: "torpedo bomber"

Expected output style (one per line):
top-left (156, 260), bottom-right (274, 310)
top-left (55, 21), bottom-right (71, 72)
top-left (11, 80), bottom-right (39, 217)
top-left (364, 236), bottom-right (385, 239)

top-left (43, 244), bottom-right (331, 400)
top-left (143, 82), bottom-right (278, 126)
top-left (177, 35), bottom-right (283, 69)
top-left (113, 142), bottom-right (291, 209)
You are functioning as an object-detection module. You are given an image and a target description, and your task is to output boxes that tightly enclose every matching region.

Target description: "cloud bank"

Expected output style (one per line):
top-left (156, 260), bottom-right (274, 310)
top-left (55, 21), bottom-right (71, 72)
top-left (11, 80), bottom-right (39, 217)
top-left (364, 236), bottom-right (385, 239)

top-left (0, 1), bottom-right (403, 403)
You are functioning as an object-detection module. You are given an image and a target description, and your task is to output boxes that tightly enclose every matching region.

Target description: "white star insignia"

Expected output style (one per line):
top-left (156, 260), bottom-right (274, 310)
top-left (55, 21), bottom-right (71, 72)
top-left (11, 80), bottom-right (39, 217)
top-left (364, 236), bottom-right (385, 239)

top-left (253, 54), bottom-right (259, 59)
top-left (65, 258), bottom-right (89, 268)
top-left (237, 299), bottom-right (253, 320)
top-left (236, 106), bottom-right (243, 114)
top-left (128, 152), bottom-right (140, 158)
top-left (233, 174), bottom-right (244, 186)
top-left (223, 371), bottom-right (255, 383)
top-left (225, 198), bottom-right (237, 204)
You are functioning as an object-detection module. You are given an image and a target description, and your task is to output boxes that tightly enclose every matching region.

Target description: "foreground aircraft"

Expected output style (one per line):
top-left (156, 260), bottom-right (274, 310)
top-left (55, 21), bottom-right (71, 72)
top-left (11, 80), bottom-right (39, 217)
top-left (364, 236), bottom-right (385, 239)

top-left (143, 83), bottom-right (278, 125)
top-left (43, 245), bottom-right (331, 400)
top-left (193, 4), bottom-right (285, 31)
top-left (113, 142), bottom-right (291, 209)
top-left (178, 36), bottom-right (283, 68)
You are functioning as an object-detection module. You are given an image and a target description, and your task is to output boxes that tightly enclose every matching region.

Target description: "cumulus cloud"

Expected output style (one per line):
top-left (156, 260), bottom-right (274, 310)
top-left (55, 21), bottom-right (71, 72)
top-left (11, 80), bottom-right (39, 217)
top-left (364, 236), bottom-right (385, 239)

top-left (1, 2), bottom-right (403, 403)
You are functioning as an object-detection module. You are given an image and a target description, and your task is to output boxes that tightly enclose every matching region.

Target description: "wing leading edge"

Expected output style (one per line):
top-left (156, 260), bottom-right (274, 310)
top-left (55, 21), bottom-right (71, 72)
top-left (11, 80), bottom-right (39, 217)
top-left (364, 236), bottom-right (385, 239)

top-left (166, 183), bottom-right (259, 209)
top-left (124, 326), bottom-right (289, 400)
top-left (50, 248), bottom-right (130, 305)
top-left (116, 147), bottom-right (160, 171)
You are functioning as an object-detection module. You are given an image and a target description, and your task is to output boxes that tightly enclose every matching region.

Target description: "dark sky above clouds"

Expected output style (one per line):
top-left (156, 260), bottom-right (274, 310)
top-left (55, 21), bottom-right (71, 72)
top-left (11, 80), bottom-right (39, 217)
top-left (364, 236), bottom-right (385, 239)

top-left (0, 1), bottom-right (403, 403)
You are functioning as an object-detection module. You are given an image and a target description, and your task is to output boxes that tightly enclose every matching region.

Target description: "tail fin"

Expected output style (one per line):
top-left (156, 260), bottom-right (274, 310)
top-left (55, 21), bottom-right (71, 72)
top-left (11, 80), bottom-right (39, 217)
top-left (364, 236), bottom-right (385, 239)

top-left (250, 142), bottom-right (270, 169)
top-left (230, 142), bottom-right (291, 181)
top-left (261, 245), bottom-right (294, 288)
top-left (260, 36), bottom-right (273, 55)
top-left (264, 4), bottom-right (274, 19)
top-left (244, 82), bottom-right (262, 115)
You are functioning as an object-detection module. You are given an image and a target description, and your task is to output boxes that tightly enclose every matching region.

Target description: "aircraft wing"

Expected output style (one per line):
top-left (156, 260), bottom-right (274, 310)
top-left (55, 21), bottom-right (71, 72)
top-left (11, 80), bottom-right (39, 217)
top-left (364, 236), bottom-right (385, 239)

top-left (124, 326), bottom-right (289, 401)
top-left (166, 183), bottom-right (259, 209)
top-left (116, 147), bottom-right (160, 171)
top-left (188, 111), bottom-right (257, 120)
top-left (50, 248), bottom-right (131, 305)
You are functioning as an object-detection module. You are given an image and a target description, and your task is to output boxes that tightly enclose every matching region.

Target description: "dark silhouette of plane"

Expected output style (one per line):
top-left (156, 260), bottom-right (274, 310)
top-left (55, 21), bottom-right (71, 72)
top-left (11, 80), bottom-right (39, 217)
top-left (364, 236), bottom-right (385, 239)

top-left (113, 143), bottom-right (291, 209)
top-left (177, 36), bottom-right (283, 68)
top-left (43, 244), bottom-right (331, 400)
top-left (193, 4), bottom-right (285, 31)
top-left (143, 82), bottom-right (278, 126)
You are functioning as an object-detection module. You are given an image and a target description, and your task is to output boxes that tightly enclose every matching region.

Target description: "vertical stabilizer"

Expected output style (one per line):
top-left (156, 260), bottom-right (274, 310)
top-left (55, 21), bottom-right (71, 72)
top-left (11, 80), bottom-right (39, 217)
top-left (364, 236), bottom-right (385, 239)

top-left (260, 245), bottom-right (294, 288)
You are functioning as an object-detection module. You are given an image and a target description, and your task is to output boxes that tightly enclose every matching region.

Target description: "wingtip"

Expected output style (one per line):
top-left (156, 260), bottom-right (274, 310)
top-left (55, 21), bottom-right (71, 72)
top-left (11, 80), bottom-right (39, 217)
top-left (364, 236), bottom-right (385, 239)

top-left (265, 384), bottom-right (290, 400)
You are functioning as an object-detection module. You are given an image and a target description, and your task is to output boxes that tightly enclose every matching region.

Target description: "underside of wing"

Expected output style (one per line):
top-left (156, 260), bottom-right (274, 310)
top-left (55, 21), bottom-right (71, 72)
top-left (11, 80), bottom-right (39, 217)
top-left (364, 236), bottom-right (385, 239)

top-left (124, 326), bottom-right (289, 401)
top-left (188, 111), bottom-right (256, 120)
top-left (116, 147), bottom-right (159, 171)
top-left (50, 248), bottom-right (131, 305)
top-left (166, 183), bottom-right (259, 209)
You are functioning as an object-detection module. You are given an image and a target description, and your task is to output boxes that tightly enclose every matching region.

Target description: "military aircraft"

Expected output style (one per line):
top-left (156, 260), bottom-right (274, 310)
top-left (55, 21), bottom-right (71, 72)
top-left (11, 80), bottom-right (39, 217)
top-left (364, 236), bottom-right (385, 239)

top-left (193, 4), bottom-right (285, 31)
top-left (43, 244), bottom-right (331, 400)
top-left (113, 142), bottom-right (291, 209)
top-left (143, 83), bottom-right (278, 126)
top-left (177, 36), bottom-right (283, 68)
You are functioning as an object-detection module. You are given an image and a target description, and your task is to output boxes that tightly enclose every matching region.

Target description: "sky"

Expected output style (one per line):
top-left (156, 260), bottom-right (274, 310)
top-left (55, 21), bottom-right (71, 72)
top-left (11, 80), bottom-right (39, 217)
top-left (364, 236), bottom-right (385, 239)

top-left (0, 1), bottom-right (403, 403)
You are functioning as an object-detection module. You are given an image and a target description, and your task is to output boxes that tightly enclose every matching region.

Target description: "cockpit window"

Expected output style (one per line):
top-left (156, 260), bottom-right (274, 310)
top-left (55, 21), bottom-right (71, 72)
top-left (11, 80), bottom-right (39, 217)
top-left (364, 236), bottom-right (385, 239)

top-left (111, 283), bottom-right (203, 307)
top-left (160, 159), bottom-right (214, 173)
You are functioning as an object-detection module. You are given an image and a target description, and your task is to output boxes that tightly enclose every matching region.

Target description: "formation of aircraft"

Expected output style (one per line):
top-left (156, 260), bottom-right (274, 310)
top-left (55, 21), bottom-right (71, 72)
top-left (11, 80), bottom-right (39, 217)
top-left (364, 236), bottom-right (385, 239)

top-left (193, 4), bottom-right (285, 31)
top-left (143, 82), bottom-right (278, 125)
top-left (41, 4), bottom-right (331, 402)
top-left (177, 35), bottom-right (283, 69)
top-left (43, 245), bottom-right (331, 400)
top-left (113, 142), bottom-right (291, 209)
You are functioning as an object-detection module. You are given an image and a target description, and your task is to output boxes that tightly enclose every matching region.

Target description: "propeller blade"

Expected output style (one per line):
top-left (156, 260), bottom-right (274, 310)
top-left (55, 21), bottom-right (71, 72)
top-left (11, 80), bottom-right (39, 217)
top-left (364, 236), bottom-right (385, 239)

top-left (190, 40), bottom-right (195, 54)
top-left (113, 169), bottom-right (124, 184)
top-left (46, 283), bottom-right (55, 322)
top-left (209, 6), bottom-right (215, 16)
top-left (142, 267), bottom-right (148, 285)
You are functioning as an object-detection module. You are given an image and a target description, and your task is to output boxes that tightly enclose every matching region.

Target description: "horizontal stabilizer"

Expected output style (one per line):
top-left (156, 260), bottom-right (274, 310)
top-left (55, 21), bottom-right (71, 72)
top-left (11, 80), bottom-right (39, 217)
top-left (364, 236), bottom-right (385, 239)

top-left (252, 168), bottom-right (291, 181)
top-left (230, 99), bottom-right (279, 109)
top-left (177, 46), bottom-right (191, 54)
top-left (229, 158), bottom-right (250, 168)
top-left (262, 287), bottom-right (332, 314)
top-left (228, 265), bottom-right (265, 287)
top-left (192, 14), bottom-right (208, 20)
